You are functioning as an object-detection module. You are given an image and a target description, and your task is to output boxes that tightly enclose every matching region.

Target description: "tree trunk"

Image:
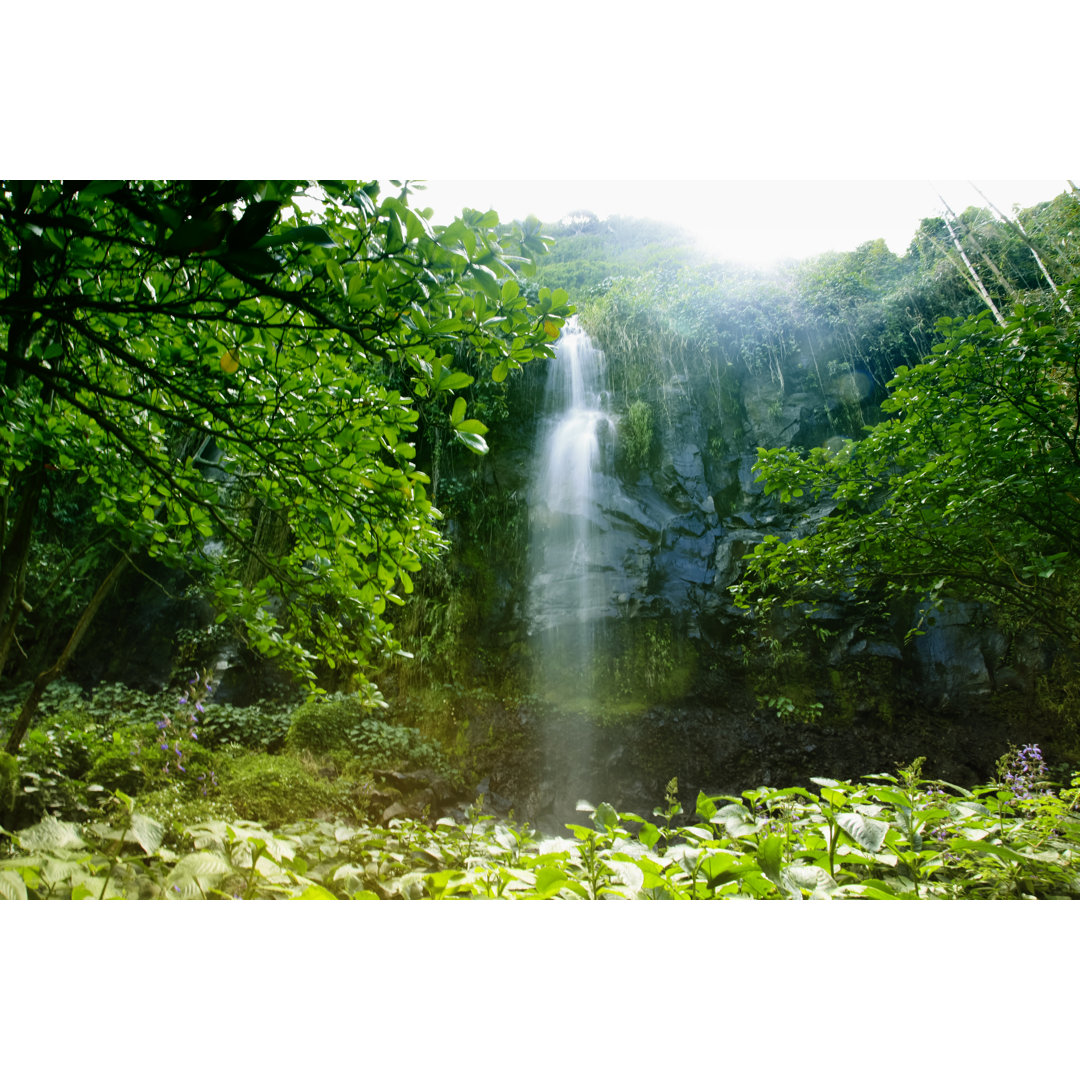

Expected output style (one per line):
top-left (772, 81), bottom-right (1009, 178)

top-left (0, 466), bottom-right (45, 680)
top-left (4, 549), bottom-right (130, 754)
top-left (972, 183), bottom-right (1072, 314)
top-left (939, 196), bottom-right (1006, 326)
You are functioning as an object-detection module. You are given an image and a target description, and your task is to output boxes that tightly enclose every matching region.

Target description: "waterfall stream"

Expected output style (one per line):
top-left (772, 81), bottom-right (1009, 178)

top-left (528, 320), bottom-right (617, 702)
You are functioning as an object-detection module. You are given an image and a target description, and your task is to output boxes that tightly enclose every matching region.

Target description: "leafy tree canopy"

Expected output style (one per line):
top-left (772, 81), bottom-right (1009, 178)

top-left (733, 280), bottom-right (1080, 652)
top-left (0, 180), bottom-right (571, 748)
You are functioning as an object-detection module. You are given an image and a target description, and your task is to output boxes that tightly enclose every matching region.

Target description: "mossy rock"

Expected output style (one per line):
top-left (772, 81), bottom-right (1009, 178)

top-left (218, 753), bottom-right (350, 826)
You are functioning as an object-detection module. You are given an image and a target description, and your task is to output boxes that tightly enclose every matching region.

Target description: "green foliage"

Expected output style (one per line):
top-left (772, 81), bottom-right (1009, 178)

top-left (284, 693), bottom-right (446, 770)
top-left (216, 753), bottom-right (356, 826)
top-left (0, 750), bottom-right (17, 815)
top-left (4, 748), bottom-right (1078, 899)
top-left (735, 281), bottom-right (1080, 652)
top-left (285, 695), bottom-right (366, 755)
top-left (0, 180), bottom-right (573, 747)
top-left (532, 214), bottom-right (702, 299)
top-left (349, 717), bottom-right (447, 772)
top-left (618, 399), bottom-right (653, 475)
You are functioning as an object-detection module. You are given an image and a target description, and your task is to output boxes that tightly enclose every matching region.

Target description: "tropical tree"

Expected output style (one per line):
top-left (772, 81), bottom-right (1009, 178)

top-left (0, 180), bottom-right (571, 750)
top-left (733, 279), bottom-right (1080, 655)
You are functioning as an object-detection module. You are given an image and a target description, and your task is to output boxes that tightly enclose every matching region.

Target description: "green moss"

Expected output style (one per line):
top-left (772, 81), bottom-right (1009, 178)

top-left (0, 751), bottom-right (18, 815)
top-left (217, 753), bottom-right (352, 826)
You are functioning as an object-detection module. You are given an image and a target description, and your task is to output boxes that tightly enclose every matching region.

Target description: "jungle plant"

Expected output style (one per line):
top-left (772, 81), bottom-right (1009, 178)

top-left (734, 281), bottom-right (1080, 658)
top-left (0, 181), bottom-right (572, 751)
top-left (3, 748), bottom-right (1078, 900)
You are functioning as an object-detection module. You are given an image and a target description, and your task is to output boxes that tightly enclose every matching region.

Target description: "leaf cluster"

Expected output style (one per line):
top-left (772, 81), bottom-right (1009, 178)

top-left (0, 180), bottom-right (573, 712)
top-left (4, 752), bottom-right (1077, 899)
top-left (734, 281), bottom-right (1080, 649)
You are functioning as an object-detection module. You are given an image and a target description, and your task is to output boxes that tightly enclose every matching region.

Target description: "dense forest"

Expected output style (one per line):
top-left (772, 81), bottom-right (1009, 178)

top-left (2, 179), bottom-right (1079, 900)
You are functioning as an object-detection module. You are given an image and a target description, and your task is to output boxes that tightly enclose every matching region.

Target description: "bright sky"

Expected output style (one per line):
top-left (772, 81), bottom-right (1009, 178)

top-left (415, 177), bottom-right (1072, 266)
top-left (10, 3), bottom-right (1074, 270)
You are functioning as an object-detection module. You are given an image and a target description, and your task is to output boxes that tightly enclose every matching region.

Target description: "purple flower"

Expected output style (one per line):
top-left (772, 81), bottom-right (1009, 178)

top-left (189, 730), bottom-right (198, 741)
top-left (179, 695), bottom-right (188, 705)
top-left (196, 702), bottom-right (205, 713)
top-left (160, 742), bottom-right (170, 751)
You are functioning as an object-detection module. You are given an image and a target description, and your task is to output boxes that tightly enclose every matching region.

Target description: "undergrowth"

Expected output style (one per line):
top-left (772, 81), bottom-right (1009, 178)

top-left (2, 747), bottom-right (1078, 899)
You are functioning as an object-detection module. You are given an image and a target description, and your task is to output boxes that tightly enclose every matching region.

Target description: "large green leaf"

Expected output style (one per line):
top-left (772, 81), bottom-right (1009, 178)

top-left (534, 866), bottom-right (570, 899)
top-left (781, 864), bottom-right (838, 898)
top-left (166, 850), bottom-right (232, 898)
top-left (130, 812), bottom-right (165, 855)
top-left (0, 870), bottom-right (28, 901)
top-left (756, 832), bottom-right (784, 883)
top-left (837, 812), bottom-right (889, 853)
top-left (18, 818), bottom-right (85, 851)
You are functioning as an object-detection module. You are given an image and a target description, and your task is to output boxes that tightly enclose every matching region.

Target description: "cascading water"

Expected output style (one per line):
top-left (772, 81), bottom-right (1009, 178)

top-left (528, 319), bottom-right (617, 703)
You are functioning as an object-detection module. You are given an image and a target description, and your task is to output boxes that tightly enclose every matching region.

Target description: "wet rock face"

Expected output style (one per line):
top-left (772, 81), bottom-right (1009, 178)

top-left (514, 334), bottom-right (1055, 729)
top-left (461, 697), bottom-right (1052, 836)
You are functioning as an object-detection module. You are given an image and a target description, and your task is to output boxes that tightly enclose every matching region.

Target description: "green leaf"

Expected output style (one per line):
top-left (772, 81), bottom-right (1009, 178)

top-left (455, 419), bottom-right (488, 436)
top-left (255, 224), bottom-right (335, 250)
top-left (453, 430), bottom-right (489, 454)
top-left (450, 397), bottom-right (467, 425)
top-left (837, 812), bottom-right (889, 853)
top-left (491, 361), bottom-right (510, 383)
top-left (534, 866), bottom-right (569, 898)
top-left (296, 883), bottom-right (338, 900)
top-left (699, 851), bottom-right (738, 885)
top-left (228, 200), bottom-right (282, 249)
top-left (637, 822), bottom-right (661, 850)
top-left (781, 864), bottom-right (838, 897)
top-left (18, 818), bottom-right (85, 851)
top-left (756, 832), bottom-right (784, 882)
top-left (166, 850), bottom-right (232, 897)
top-left (593, 802), bottom-right (619, 831)
top-left (439, 371), bottom-right (474, 392)
top-left (0, 870), bottom-right (28, 901)
top-left (130, 812), bottom-right (165, 855)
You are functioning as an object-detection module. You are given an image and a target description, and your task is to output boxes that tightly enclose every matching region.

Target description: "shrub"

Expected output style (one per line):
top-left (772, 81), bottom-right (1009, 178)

top-left (284, 695), bottom-right (447, 771)
top-left (619, 399), bottom-right (653, 475)
top-left (217, 753), bottom-right (351, 826)
top-left (195, 702), bottom-right (292, 751)
top-left (285, 695), bottom-right (363, 755)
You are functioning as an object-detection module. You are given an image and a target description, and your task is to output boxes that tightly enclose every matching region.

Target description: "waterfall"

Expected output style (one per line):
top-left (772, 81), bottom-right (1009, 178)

top-left (528, 319), bottom-right (616, 702)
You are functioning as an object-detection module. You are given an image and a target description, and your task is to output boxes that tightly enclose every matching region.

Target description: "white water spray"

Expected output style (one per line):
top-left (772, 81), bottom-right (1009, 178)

top-left (528, 320), bottom-right (617, 698)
